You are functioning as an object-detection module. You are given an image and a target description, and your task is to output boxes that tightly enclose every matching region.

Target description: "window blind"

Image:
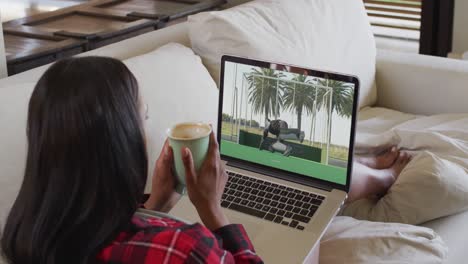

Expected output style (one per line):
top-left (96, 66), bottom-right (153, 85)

top-left (364, 0), bottom-right (422, 41)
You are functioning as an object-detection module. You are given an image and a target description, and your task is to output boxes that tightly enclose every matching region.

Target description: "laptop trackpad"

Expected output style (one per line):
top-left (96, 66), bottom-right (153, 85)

top-left (225, 210), bottom-right (265, 238)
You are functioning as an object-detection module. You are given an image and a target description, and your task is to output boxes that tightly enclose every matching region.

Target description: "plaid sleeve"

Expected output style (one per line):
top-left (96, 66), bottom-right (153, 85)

top-left (215, 224), bottom-right (263, 263)
top-left (186, 224), bottom-right (263, 264)
top-left (97, 216), bottom-right (263, 264)
top-left (213, 224), bottom-right (256, 253)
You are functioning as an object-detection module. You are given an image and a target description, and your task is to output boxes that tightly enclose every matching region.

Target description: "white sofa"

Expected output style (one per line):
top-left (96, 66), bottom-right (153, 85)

top-left (1, 12), bottom-right (468, 264)
top-left (0, 13), bottom-right (7, 79)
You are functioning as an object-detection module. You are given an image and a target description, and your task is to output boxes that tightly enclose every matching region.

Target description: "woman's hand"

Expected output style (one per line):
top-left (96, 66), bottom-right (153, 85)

top-left (144, 140), bottom-right (181, 213)
top-left (182, 131), bottom-right (229, 230)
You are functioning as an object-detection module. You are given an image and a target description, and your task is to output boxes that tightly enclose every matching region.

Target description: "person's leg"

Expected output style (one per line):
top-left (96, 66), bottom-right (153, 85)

top-left (354, 146), bottom-right (399, 169)
top-left (347, 152), bottom-right (411, 203)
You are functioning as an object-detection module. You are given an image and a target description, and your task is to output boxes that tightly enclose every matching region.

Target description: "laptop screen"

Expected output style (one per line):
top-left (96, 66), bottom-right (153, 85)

top-left (219, 56), bottom-right (358, 187)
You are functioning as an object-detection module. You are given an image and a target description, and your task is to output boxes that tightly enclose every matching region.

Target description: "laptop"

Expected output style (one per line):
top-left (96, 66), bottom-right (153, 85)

top-left (171, 55), bottom-right (359, 263)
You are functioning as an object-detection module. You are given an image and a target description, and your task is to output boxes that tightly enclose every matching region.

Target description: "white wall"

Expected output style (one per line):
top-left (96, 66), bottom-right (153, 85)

top-left (0, 11), bottom-right (7, 78)
top-left (452, 0), bottom-right (468, 55)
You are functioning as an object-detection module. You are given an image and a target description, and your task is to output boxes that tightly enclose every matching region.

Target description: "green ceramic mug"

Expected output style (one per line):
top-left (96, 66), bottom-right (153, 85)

top-left (167, 122), bottom-right (211, 194)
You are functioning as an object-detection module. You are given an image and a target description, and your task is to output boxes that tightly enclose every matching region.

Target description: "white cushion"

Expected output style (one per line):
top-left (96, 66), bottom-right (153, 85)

top-left (0, 43), bottom-right (219, 226)
top-left (375, 49), bottom-right (468, 115)
top-left (344, 108), bottom-right (468, 225)
top-left (123, 43), bottom-right (219, 192)
top-left (0, 83), bottom-right (35, 225)
top-left (354, 106), bottom-right (418, 154)
top-left (188, 0), bottom-right (377, 109)
top-left (321, 216), bottom-right (448, 264)
top-left (343, 152), bottom-right (468, 225)
top-left (423, 210), bottom-right (468, 264)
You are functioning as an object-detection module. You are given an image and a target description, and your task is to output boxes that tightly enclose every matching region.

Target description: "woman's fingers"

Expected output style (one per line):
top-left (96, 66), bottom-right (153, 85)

top-left (208, 131), bottom-right (222, 166)
top-left (181, 130), bottom-right (230, 230)
top-left (162, 139), bottom-right (173, 162)
top-left (158, 139), bottom-right (173, 166)
top-left (208, 131), bottom-right (219, 154)
top-left (165, 144), bottom-right (173, 163)
top-left (182, 147), bottom-right (197, 186)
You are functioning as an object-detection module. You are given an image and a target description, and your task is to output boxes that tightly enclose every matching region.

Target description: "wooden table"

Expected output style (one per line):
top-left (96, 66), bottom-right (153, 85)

top-left (0, 0), bottom-right (86, 23)
top-left (3, 0), bottom-right (226, 76)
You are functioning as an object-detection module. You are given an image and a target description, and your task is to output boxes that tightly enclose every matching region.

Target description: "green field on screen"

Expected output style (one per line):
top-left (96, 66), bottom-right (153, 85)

top-left (221, 140), bottom-right (346, 185)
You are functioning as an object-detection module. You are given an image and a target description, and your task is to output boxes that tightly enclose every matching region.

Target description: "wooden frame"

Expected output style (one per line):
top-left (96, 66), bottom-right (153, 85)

top-left (4, 7), bottom-right (158, 48)
top-left (3, 2), bottom-right (158, 75)
top-left (363, 0), bottom-right (455, 57)
top-left (419, 0), bottom-right (455, 57)
top-left (5, 30), bottom-right (86, 63)
top-left (3, 0), bottom-right (226, 75)
top-left (97, 0), bottom-right (226, 21)
top-left (4, 29), bottom-right (86, 75)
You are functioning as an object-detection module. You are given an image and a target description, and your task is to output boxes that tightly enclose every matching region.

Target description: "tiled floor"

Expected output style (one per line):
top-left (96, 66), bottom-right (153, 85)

top-left (0, 0), bottom-right (87, 22)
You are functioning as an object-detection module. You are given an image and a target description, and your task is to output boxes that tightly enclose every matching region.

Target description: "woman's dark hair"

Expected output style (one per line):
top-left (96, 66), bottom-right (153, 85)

top-left (1, 57), bottom-right (148, 264)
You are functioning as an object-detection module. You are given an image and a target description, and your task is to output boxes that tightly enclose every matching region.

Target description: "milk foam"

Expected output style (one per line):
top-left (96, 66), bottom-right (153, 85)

top-left (169, 123), bottom-right (211, 139)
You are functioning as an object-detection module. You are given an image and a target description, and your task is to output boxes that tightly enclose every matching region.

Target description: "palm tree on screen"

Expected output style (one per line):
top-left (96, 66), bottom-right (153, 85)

top-left (246, 68), bottom-right (286, 122)
top-left (317, 79), bottom-right (354, 142)
top-left (317, 79), bottom-right (353, 118)
top-left (283, 74), bottom-right (316, 131)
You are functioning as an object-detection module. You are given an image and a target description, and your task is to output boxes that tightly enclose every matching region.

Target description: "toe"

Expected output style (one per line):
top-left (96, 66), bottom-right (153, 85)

top-left (399, 152), bottom-right (412, 166)
top-left (398, 153), bottom-right (406, 164)
top-left (405, 153), bottom-right (412, 163)
top-left (382, 146), bottom-right (399, 160)
top-left (389, 146), bottom-right (400, 159)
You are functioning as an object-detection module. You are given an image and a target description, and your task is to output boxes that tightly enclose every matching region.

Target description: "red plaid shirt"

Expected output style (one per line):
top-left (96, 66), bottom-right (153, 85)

top-left (97, 213), bottom-right (263, 263)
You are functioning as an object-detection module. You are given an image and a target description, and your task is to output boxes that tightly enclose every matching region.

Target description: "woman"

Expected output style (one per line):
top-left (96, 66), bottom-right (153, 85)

top-left (1, 57), bottom-right (263, 264)
top-left (1, 56), bottom-right (410, 264)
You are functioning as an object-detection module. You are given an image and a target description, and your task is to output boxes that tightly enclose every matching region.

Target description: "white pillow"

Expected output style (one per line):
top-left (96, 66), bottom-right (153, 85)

top-left (346, 109), bottom-right (468, 225)
top-left (0, 44), bottom-right (219, 225)
top-left (0, 83), bottom-right (35, 226)
top-left (188, 0), bottom-right (377, 109)
top-left (320, 216), bottom-right (448, 264)
top-left (342, 151), bottom-right (468, 225)
top-left (123, 43), bottom-right (219, 192)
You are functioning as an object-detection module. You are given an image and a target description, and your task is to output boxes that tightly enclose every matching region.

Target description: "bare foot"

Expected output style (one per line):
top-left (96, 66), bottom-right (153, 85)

top-left (384, 152), bottom-right (412, 181)
top-left (347, 153), bottom-right (412, 203)
top-left (356, 146), bottom-right (399, 169)
top-left (376, 152), bottom-right (412, 194)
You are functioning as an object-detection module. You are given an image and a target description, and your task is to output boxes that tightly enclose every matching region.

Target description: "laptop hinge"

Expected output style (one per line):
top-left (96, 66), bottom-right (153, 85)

top-left (226, 160), bottom-right (334, 192)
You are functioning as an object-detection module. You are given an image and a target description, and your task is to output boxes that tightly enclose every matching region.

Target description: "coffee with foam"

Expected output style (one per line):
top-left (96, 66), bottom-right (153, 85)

top-left (167, 122), bottom-right (212, 194)
top-left (169, 123), bottom-right (211, 140)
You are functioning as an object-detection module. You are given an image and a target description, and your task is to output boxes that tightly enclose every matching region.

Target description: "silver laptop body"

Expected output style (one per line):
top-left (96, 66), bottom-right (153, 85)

top-left (171, 55), bottom-right (360, 263)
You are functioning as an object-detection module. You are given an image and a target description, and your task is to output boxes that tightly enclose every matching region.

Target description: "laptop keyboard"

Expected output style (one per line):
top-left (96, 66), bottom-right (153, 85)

top-left (221, 171), bottom-right (325, 231)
